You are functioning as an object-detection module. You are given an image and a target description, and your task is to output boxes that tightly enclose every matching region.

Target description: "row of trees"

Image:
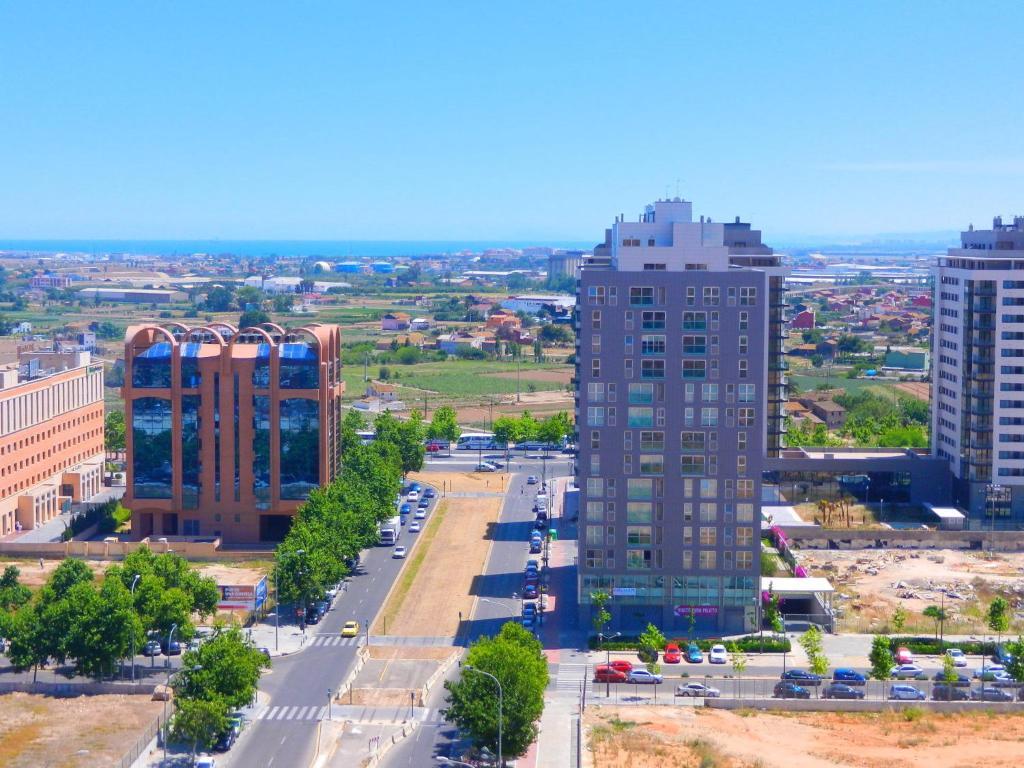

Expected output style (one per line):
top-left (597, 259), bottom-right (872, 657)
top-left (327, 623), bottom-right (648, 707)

top-left (492, 411), bottom-right (573, 447)
top-left (273, 410), bottom-right (416, 609)
top-left (0, 551), bottom-right (219, 681)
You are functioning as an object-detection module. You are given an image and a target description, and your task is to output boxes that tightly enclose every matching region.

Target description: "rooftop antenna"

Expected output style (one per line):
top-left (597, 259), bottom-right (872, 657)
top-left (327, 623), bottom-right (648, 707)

top-left (675, 178), bottom-right (680, 198)
top-left (664, 184), bottom-right (670, 200)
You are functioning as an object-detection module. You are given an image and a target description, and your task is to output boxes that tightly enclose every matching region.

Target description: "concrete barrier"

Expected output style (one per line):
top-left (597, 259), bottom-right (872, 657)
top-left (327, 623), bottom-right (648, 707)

top-left (779, 527), bottom-right (1024, 552)
top-left (335, 644), bottom-right (371, 703)
top-left (705, 697), bottom-right (1024, 713)
top-left (420, 650), bottom-right (460, 703)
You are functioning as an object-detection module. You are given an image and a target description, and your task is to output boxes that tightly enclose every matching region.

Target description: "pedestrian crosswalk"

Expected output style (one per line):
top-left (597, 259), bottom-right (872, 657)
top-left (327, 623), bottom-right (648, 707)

top-left (256, 705), bottom-right (328, 722)
top-left (307, 635), bottom-right (362, 647)
top-left (554, 663), bottom-right (591, 692)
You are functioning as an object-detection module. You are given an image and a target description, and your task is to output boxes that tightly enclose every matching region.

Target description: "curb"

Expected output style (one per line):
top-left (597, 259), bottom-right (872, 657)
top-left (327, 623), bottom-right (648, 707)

top-left (365, 720), bottom-right (420, 768)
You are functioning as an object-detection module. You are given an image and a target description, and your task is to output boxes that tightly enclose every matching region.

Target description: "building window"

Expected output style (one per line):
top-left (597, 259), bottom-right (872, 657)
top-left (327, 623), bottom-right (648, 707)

top-left (639, 455), bottom-right (663, 475)
top-left (626, 549), bottom-right (653, 570)
top-left (587, 407), bottom-right (605, 427)
top-left (585, 549), bottom-right (605, 568)
top-left (627, 407), bottom-right (653, 427)
top-left (682, 360), bottom-right (706, 380)
top-left (591, 310), bottom-right (601, 329)
top-left (739, 311), bottom-right (749, 331)
top-left (629, 383), bottom-right (654, 404)
top-left (279, 342), bottom-right (319, 389)
top-left (639, 430), bottom-right (664, 451)
top-left (627, 526), bottom-right (652, 545)
top-left (681, 431), bottom-right (705, 451)
top-left (132, 397), bottom-right (173, 499)
top-left (590, 430), bottom-right (601, 449)
top-left (738, 384), bottom-right (755, 403)
top-left (680, 455), bottom-right (705, 475)
top-left (253, 395), bottom-right (271, 508)
top-left (682, 335), bottom-right (707, 355)
top-left (588, 383), bottom-right (605, 402)
top-left (592, 359), bottom-right (601, 378)
top-left (737, 527), bottom-right (753, 546)
top-left (279, 398), bottom-right (320, 499)
top-left (740, 287), bottom-right (757, 306)
top-left (699, 527), bottom-right (717, 546)
top-left (627, 478), bottom-right (653, 500)
top-left (737, 551), bottom-right (753, 569)
top-left (738, 407), bottom-right (755, 426)
top-left (630, 287), bottom-right (655, 306)
top-left (591, 335), bottom-right (601, 355)
top-left (641, 311), bottom-right (666, 330)
top-left (682, 311), bottom-right (706, 331)
top-left (700, 408), bottom-right (719, 427)
top-left (181, 395), bottom-right (201, 509)
top-left (641, 335), bottom-right (666, 355)
top-left (641, 359), bottom-right (665, 379)
top-left (586, 478), bottom-right (604, 497)
top-left (703, 287), bottom-right (720, 306)
top-left (131, 343), bottom-right (172, 388)
top-left (700, 479), bottom-right (718, 498)
top-left (699, 502), bottom-right (717, 521)
top-left (699, 550), bottom-right (717, 569)
top-left (737, 479), bottom-right (754, 499)
top-left (588, 286), bottom-right (606, 305)
top-left (702, 384), bottom-right (718, 402)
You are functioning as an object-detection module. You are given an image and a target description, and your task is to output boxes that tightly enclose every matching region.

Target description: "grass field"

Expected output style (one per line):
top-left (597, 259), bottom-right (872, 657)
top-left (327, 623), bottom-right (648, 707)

top-left (789, 372), bottom-right (909, 400)
top-left (343, 360), bottom-right (570, 402)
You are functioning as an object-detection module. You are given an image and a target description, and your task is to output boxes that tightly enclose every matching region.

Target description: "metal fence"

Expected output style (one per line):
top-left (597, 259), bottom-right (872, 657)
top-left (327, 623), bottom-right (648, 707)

top-left (117, 707), bottom-right (169, 768)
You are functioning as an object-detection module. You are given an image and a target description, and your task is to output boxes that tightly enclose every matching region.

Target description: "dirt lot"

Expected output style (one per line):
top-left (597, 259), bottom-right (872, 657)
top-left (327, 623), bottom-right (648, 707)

top-left (0, 692), bottom-right (163, 768)
top-left (372, 472), bottom-right (503, 636)
top-left (894, 380), bottom-right (930, 402)
top-left (586, 705), bottom-right (1024, 768)
top-left (798, 548), bottom-right (1024, 633)
top-left (0, 557), bottom-right (111, 589)
top-left (455, 389), bottom-right (573, 425)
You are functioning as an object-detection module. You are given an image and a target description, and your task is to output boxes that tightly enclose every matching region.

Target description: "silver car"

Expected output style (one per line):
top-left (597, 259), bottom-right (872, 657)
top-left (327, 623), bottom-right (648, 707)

top-left (889, 684), bottom-right (925, 701)
top-left (675, 682), bottom-right (721, 698)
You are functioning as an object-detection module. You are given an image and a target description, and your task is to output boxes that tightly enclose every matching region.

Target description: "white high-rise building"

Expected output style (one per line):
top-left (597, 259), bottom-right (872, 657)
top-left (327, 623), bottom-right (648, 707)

top-left (932, 215), bottom-right (1024, 526)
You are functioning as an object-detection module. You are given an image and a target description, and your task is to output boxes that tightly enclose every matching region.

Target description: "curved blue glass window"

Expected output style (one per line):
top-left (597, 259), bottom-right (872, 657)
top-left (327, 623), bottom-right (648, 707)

top-left (180, 343), bottom-right (202, 388)
top-left (279, 343), bottom-right (319, 389)
top-left (132, 397), bottom-right (173, 498)
top-left (279, 398), bottom-right (319, 499)
top-left (252, 344), bottom-right (271, 388)
top-left (132, 343), bottom-right (172, 388)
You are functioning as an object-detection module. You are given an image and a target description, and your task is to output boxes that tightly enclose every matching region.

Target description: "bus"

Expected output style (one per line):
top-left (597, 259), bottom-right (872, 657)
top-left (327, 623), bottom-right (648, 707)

top-left (456, 433), bottom-right (507, 451)
top-left (379, 515), bottom-right (402, 545)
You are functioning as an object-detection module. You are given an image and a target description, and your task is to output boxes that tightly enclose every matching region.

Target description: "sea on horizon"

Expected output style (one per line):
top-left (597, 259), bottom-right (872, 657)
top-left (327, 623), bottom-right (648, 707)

top-left (0, 239), bottom-right (594, 259)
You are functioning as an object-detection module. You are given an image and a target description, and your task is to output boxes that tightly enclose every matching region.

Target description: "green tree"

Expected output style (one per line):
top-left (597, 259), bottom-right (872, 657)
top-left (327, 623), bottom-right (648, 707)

top-left (1004, 637), bottom-right (1024, 685)
top-left (923, 605), bottom-right (947, 642)
top-left (272, 293), bottom-right (295, 313)
top-left (170, 696), bottom-right (229, 759)
top-left (763, 587), bottom-right (783, 635)
top-left (43, 558), bottom-right (94, 601)
top-left (492, 416), bottom-right (519, 449)
top-left (0, 566), bottom-right (31, 611)
top-left (590, 591), bottom-right (611, 638)
top-left (340, 409), bottom-right (367, 456)
top-left (891, 605), bottom-right (908, 635)
top-left (239, 308), bottom-right (271, 329)
top-left (637, 623), bottom-right (666, 666)
top-left (868, 635), bottom-right (895, 691)
top-left (799, 626), bottom-right (829, 687)
top-left (987, 596), bottom-right (1011, 647)
top-left (426, 405), bottom-right (461, 445)
top-left (941, 651), bottom-right (958, 685)
top-left (64, 578), bottom-right (142, 679)
top-left (234, 285), bottom-right (265, 307)
top-left (443, 622), bottom-right (548, 759)
top-left (537, 324), bottom-right (573, 345)
top-left (104, 410), bottom-right (126, 453)
top-left (202, 286), bottom-right (235, 312)
top-left (176, 627), bottom-right (270, 709)
top-left (4, 605), bottom-right (49, 682)
top-left (731, 648), bottom-right (748, 699)
top-left (394, 410), bottom-right (426, 475)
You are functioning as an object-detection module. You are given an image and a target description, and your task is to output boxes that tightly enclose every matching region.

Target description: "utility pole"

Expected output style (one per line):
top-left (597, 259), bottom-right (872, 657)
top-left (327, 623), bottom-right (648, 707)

top-left (516, 358), bottom-right (521, 403)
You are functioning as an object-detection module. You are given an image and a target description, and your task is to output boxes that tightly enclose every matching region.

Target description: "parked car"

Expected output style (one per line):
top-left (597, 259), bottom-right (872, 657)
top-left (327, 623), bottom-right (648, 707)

top-left (823, 682), bottom-right (865, 700)
top-left (423, 487), bottom-right (436, 499)
top-left (973, 664), bottom-right (1006, 679)
top-left (932, 671), bottom-right (970, 686)
top-left (527, 475), bottom-right (539, 485)
top-left (304, 608), bottom-right (321, 625)
top-left (685, 643), bottom-right (704, 663)
top-left (341, 621), bottom-right (360, 638)
top-left (832, 668), bottom-right (867, 686)
top-left (892, 664), bottom-right (927, 680)
top-left (594, 666), bottom-right (628, 683)
top-left (602, 659), bottom-right (634, 674)
top-left (474, 463), bottom-right (497, 472)
top-left (522, 583), bottom-right (539, 600)
top-left (946, 648), bottom-right (968, 667)
top-left (971, 686), bottom-right (1014, 702)
top-left (533, 518), bottom-right (547, 531)
top-left (773, 681), bottom-right (810, 699)
top-left (526, 559), bottom-right (540, 571)
top-left (520, 613), bottom-right (535, 629)
top-left (162, 639), bottom-right (182, 656)
top-left (889, 684), bottom-right (926, 701)
top-left (708, 644), bottom-right (729, 665)
top-left (994, 644), bottom-right (1015, 666)
top-left (213, 728), bottom-right (236, 751)
top-left (663, 643), bottom-right (682, 664)
top-left (143, 640), bottom-right (162, 657)
top-left (781, 669), bottom-right (822, 685)
top-left (627, 669), bottom-right (663, 685)
top-left (258, 647), bottom-right (272, 662)
top-left (529, 540), bottom-right (543, 554)
top-left (409, 521), bottom-right (422, 533)
top-left (675, 682), bottom-right (721, 698)
top-left (933, 684), bottom-right (969, 701)
top-left (894, 646), bottom-right (914, 665)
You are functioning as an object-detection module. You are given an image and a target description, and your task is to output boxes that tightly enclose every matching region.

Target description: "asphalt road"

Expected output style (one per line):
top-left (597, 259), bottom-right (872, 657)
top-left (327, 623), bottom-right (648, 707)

top-left (227, 494), bottom-right (439, 768)
top-left (381, 459), bottom-right (573, 768)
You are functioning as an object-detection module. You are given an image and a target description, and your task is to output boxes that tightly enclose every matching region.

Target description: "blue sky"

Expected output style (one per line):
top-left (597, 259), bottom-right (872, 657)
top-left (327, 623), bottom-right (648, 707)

top-left (1, 1), bottom-right (1021, 241)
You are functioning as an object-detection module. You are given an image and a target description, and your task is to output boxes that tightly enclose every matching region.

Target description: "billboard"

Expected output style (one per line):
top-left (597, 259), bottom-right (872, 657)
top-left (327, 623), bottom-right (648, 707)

top-left (217, 576), bottom-right (268, 612)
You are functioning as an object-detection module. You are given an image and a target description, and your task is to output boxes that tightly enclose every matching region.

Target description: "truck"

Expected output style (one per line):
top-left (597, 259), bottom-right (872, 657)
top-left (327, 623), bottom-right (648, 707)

top-left (379, 515), bottom-right (402, 546)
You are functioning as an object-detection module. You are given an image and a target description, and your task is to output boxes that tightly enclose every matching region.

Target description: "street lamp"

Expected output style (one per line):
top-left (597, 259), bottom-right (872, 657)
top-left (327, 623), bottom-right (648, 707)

top-left (129, 573), bottom-right (140, 682)
top-left (326, 688), bottom-right (333, 721)
top-left (464, 665), bottom-right (503, 767)
top-left (165, 623), bottom-right (179, 669)
top-left (598, 632), bottom-right (621, 697)
top-left (275, 548), bottom-right (305, 651)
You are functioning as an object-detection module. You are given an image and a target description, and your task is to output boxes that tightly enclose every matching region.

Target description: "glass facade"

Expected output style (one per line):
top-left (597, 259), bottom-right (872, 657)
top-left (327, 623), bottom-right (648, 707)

top-left (253, 395), bottom-right (272, 509)
top-left (132, 343), bottom-right (172, 388)
top-left (181, 395), bottom-right (201, 508)
top-left (253, 344), bottom-right (271, 388)
top-left (132, 397), bottom-right (173, 498)
top-left (280, 398), bottom-right (319, 499)
top-left (279, 342), bottom-right (319, 389)
top-left (180, 343), bottom-right (202, 388)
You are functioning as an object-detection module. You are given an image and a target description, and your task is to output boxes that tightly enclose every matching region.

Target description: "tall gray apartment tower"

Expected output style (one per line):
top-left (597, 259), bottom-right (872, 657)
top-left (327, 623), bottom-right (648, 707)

top-left (932, 215), bottom-right (1024, 527)
top-left (575, 198), bottom-right (786, 635)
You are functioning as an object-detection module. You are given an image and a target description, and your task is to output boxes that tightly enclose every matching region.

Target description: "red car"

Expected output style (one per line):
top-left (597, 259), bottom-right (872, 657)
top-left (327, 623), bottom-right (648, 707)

top-left (663, 643), bottom-right (682, 664)
top-left (603, 659), bottom-right (634, 673)
top-left (895, 646), bottom-right (914, 665)
top-left (594, 666), bottom-right (628, 683)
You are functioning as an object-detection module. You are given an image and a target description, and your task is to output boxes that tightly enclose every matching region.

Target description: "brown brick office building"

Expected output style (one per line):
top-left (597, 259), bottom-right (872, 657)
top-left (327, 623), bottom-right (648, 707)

top-left (123, 322), bottom-right (344, 544)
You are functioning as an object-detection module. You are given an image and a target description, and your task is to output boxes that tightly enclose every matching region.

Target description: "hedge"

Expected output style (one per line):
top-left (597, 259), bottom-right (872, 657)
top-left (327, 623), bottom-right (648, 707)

top-left (889, 636), bottom-right (995, 656)
top-left (589, 633), bottom-right (791, 654)
top-left (61, 500), bottom-right (132, 541)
